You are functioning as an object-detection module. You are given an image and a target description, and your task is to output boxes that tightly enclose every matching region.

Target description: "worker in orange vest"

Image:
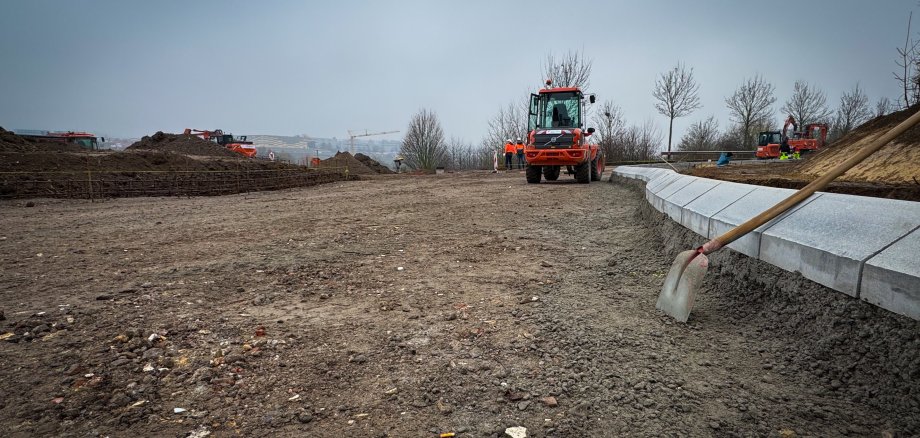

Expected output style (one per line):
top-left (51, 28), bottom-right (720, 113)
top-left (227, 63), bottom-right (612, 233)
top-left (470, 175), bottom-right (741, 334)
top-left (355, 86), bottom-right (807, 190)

top-left (515, 137), bottom-right (525, 169)
top-left (503, 139), bottom-right (515, 170)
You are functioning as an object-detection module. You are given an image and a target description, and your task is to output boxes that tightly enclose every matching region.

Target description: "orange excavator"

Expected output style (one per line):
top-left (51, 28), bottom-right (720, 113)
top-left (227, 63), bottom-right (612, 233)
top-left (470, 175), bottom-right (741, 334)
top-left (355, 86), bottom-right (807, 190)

top-left (183, 128), bottom-right (258, 157)
top-left (755, 116), bottom-right (828, 159)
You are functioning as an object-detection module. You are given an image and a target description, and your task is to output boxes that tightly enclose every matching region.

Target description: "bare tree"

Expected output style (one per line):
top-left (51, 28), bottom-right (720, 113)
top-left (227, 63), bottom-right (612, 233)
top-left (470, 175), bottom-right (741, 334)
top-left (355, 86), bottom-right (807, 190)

top-left (592, 100), bottom-right (626, 160)
top-left (831, 83), bottom-right (872, 139)
top-left (541, 49), bottom-right (593, 89)
top-left (612, 119), bottom-right (660, 161)
top-left (653, 62), bottom-right (702, 153)
top-left (875, 96), bottom-right (893, 117)
top-left (725, 74), bottom-right (777, 149)
top-left (400, 108), bottom-right (446, 171)
top-left (678, 116), bottom-right (720, 151)
top-left (781, 80), bottom-right (832, 127)
top-left (895, 12), bottom-right (920, 108)
top-left (484, 96), bottom-right (529, 153)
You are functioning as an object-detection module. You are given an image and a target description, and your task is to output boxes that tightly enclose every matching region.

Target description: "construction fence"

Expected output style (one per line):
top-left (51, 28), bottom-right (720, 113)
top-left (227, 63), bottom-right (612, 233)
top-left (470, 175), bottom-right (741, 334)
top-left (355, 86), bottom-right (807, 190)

top-left (0, 167), bottom-right (352, 200)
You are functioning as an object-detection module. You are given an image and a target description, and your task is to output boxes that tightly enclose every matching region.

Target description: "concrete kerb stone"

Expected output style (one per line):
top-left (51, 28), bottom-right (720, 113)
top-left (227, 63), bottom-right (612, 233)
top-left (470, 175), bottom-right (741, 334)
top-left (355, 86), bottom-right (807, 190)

top-left (861, 227), bottom-right (920, 320)
top-left (680, 181), bottom-right (756, 237)
top-left (646, 171), bottom-right (680, 193)
top-left (661, 178), bottom-right (721, 223)
top-left (610, 164), bottom-right (920, 322)
top-left (707, 186), bottom-right (814, 258)
top-left (646, 173), bottom-right (685, 212)
top-left (760, 194), bottom-right (920, 297)
top-left (651, 176), bottom-right (698, 213)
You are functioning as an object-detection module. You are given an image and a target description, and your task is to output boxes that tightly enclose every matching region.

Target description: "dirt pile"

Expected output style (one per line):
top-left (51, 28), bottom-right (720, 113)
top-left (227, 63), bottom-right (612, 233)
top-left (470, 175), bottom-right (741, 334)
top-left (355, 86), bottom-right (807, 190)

top-left (318, 151), bottom-right (376, 175)
top-left (796, 105), bottom-right (920, 183)
top-left (127, 131), bottom-right (239, 158)
top-left (354, 153), bottom-right (394, 174)
top-left (0, 127), bottom-right (85, 153)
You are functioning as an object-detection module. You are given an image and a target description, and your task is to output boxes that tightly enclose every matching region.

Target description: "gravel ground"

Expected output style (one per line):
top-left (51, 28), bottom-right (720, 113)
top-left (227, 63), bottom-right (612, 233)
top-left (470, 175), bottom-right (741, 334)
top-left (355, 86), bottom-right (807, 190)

top-left (0, 171), bottom-right (917, 437)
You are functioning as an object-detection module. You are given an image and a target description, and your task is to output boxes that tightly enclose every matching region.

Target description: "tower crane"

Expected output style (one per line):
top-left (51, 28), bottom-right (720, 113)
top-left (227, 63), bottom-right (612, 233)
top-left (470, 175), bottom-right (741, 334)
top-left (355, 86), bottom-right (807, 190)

top-left (347, 129), bottom-right (399, 154)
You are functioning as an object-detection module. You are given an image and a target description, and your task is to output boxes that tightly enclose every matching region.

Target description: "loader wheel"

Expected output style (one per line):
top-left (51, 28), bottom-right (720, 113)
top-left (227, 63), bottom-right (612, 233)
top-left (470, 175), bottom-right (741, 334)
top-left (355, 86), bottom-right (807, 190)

top-left (590, 157), bottom-right (602, 181)
top-left (526, 165), bottom-right (542, 183)
top-left (574, 160), bottom-right (590, 184)
top-left (543, 166), bottom-right (560, 181)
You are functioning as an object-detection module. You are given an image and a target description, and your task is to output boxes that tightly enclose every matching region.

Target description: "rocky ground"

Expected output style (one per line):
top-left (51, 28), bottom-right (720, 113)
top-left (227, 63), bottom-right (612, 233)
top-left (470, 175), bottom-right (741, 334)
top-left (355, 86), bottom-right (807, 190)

top-left (0, 171), bottom-right (917, 437)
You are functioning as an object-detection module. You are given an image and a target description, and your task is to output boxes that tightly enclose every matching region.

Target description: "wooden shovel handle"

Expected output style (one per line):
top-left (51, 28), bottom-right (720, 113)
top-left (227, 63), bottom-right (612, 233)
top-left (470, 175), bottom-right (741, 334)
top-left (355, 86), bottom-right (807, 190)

top-left (701, 108), bottom-right (920, 255)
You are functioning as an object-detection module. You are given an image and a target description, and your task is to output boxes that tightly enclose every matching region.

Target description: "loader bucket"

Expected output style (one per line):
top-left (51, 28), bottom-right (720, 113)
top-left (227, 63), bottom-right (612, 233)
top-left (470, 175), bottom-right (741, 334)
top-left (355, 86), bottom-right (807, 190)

top-left (657, 250), bottom-right (708, 322)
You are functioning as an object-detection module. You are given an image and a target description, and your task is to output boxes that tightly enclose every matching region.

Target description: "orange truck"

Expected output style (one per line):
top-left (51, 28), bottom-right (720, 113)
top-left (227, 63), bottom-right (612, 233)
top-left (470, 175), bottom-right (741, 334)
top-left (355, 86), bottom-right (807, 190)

top-left (524, 81), bottom-right (604, 183)
top-left (16, 130), bottom-right (103, 149)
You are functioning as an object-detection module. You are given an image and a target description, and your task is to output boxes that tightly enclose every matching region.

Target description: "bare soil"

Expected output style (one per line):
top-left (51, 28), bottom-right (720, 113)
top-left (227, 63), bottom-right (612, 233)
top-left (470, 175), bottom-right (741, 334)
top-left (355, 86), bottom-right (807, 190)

top-left (689, 164), bottom-right (920, 201)
top-left (0, 172), bottom-right (917, 437)
top-left (0, 127), bottom-right (85, 153)
top-left (688, 105), bottom-right (920, 201)
top-left (0, 129), bottom-right (349, 199)
top-left (127, 132), bottom-right (240, 158)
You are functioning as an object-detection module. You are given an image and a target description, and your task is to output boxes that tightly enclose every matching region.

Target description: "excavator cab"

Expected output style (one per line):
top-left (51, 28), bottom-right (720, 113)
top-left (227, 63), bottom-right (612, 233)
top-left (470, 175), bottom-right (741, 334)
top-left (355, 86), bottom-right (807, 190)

top-left (757, 131), bottom-right (782, 147)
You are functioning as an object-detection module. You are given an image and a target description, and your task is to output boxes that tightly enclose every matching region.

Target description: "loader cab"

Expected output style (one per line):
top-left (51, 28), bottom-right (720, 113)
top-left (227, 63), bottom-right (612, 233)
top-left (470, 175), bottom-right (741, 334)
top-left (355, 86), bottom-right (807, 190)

top-left (528, 87), bottom-right (587, 132)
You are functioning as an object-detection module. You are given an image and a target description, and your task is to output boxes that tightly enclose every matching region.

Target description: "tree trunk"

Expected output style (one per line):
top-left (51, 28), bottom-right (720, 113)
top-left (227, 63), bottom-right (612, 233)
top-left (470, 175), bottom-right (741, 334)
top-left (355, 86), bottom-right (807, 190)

top-left (667, 117), bottom-right (674, 154)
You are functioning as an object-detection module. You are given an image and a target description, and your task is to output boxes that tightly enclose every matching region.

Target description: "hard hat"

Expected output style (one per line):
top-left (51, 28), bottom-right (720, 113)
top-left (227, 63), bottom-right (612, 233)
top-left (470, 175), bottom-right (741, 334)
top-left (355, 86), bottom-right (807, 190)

top-left (507, 139), bottom-right (512, 143)
top-left (516, 137), bottom-right (522, 142)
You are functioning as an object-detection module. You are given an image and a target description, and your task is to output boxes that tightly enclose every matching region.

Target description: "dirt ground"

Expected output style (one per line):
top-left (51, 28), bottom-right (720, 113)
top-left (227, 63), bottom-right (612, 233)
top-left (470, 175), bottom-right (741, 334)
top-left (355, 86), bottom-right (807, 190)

top-left (687, 105), bottom-right (920, 201)
top-left (1, 172), bottom-right (918, 437)
top-left (689, 163), bottom-right (920, 201)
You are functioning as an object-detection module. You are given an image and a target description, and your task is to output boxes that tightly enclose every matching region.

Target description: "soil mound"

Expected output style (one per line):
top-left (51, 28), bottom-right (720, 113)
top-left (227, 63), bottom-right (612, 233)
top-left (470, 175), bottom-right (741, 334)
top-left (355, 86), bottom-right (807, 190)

top-left (319, 151), bottom-right (376, 175)
top-left (796, 105), bottom-right (920, 183)
top-left (354, 153), bottom-right (395, 174)
top-left (127, 131), bottom-right (239, 158)
top-left (0, 127), bottom-right (85, 153)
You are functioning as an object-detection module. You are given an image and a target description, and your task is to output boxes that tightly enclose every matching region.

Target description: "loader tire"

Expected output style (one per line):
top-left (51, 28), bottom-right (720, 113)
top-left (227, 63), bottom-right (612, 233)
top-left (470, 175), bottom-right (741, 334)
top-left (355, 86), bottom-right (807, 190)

top-left (575, 160), bottom-right (590, 184)
top-left (526, 165), bottom-right (542, 183)
top-left (590, 157), bottom-right (601, 181)
top-left (543, 166), bottom-right (560, 181)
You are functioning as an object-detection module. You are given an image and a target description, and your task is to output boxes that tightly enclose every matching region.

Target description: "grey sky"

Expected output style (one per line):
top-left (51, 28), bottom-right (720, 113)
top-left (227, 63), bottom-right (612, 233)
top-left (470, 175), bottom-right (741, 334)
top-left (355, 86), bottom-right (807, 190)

top-left (0, 0), bottom-right (915, 146)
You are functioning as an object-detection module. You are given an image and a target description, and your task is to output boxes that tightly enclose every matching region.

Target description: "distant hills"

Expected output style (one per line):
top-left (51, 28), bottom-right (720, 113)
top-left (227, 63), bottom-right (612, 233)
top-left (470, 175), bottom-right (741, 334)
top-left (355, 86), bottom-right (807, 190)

top-left (98, 133), bottom-right (402, 167)
top-left (247, 135), bottom-right (401, 166)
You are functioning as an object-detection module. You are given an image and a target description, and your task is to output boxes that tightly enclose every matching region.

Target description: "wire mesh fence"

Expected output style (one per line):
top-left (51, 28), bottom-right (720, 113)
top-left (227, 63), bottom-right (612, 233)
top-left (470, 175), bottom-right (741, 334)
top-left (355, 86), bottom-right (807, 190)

top-left (0, 167), bottom-right (351, 200)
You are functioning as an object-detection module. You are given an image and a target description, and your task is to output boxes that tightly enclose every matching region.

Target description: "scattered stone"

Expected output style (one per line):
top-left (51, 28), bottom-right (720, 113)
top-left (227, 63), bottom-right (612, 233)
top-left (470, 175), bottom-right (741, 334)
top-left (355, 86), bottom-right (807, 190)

top-left (505, 426), bottom-right (527, 438)
top-left (517, 401), bottom-right (532, 411)
top-left (96, 294), bottom-right (114, 300)
top-left (142, 348), bottom-right (164, 360)
top-left (542, 396), bottom-right (558, 407)
top-left (298, 412), bottom-right (313, 423)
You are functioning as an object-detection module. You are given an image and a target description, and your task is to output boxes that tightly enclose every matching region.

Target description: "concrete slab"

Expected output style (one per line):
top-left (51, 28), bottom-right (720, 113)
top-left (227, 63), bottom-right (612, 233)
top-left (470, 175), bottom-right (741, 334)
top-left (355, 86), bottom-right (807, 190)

top-left (680, 181), bottom-right (758, 238)
top-left (861, 228), bottom-right (920, 320)
top-left (646, 171), bottom-right (679, 193)
top-left (652, 176), bottom-right (698, 213)
top-left (707, 186), bottom-right (803, 258)
top-left (620, 167), bottom-right (666, 182)
top-left (661, 178), bottom-right (722, 223)
top-left (760, 194), bottom-right (920, 297)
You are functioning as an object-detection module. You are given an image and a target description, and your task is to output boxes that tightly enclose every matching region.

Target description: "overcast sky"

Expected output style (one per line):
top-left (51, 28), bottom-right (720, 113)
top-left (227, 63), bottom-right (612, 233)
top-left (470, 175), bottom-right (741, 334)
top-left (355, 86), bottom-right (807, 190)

top-left (0, 0), bottom-right (915, 146)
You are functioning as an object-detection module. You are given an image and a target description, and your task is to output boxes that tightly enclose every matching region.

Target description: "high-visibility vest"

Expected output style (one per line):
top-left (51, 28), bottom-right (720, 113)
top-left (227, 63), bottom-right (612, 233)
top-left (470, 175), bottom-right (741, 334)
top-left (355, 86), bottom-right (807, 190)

top-left (504, 142), bottom-right (515, 153)
top-left (515, 143), bottom-right (524, 153)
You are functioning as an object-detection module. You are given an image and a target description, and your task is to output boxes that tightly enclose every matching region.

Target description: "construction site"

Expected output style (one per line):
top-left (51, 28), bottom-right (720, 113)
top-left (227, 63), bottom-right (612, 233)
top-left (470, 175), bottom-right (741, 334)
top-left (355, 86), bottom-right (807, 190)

top-left (0, 98), bottom-right (919, 437)
top-left (3, 2), bottom-right (920, 438)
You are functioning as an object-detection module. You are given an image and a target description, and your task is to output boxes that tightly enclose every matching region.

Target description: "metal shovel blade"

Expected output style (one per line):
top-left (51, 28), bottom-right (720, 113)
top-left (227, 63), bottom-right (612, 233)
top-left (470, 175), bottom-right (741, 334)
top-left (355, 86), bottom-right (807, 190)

top-left (657, 250), bottom-right (709, 322)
